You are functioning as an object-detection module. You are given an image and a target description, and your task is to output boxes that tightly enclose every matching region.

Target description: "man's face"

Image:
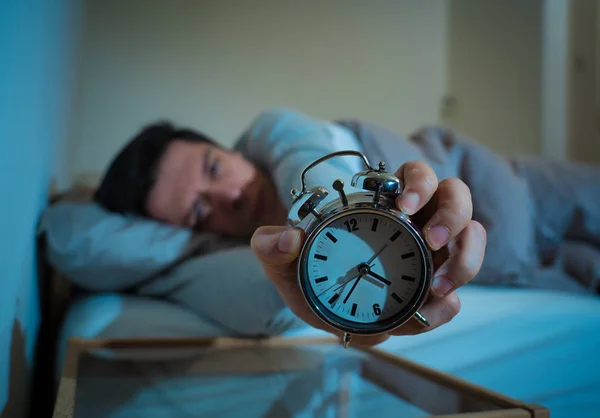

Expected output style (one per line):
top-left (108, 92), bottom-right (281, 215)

top-left (146, 140), bottom-right (284, 237)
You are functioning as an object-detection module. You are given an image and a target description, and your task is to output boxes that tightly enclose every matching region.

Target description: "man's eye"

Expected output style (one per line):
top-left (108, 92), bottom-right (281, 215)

top-left (210, 160), bottom-right (220, 178)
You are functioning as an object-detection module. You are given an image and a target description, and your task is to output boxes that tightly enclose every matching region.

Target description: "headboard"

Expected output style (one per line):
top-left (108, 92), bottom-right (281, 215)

top-left (32, 179), bottom-right (80, 417)
top-left (43, 179), bottom-right (77, 331)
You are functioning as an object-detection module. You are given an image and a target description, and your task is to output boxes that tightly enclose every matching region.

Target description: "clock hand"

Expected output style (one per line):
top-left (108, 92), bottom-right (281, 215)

top-left (316, 262), bottom-right (375, 299)
top-left (317, 272), bottom-right (361, 298)
top-left (365, 243), bottom-right (388, 265)
top-left (343, 275), bottom-right (362, 303)
top-left (366, 269), bottom-right (391, 286)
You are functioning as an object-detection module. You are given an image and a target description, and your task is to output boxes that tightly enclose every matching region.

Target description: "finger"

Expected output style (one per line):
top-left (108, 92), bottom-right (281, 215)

top-left (250, 226), bottom-right (303, 285)
top-left (251, 225), bottom-right (323, 328)
top-left (423, 178), bottom-right (473, 251)
top-left (390, 292), bottom-right (461, 336)
top-left (395, 161), bottom-right (439, 215)
top-left (431, 220), bottom-right (487, 297)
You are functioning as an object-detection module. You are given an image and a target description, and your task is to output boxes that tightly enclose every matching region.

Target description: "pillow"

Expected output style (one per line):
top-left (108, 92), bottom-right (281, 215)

top-left (39, 201), bottom-right (307, 337)
top-left (38, 201), bottom-right (243, 291)
top-left (135, 245), bottom-right (308, 336)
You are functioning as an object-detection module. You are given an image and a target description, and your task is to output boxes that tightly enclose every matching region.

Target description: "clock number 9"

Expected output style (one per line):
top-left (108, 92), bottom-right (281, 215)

top-left (373, 304), bottom-right (381, 315)
top-left (344, 218), bottom-right (359, 232)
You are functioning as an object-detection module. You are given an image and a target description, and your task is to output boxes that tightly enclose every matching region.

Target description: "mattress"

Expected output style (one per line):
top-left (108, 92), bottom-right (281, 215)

top-left (288, 286), bottom-right (600, 417)
top-left (57, 285), bottom-right (600, 417)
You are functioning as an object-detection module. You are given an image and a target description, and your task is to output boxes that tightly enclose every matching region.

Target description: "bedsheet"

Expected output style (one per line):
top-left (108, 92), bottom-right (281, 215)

top-left (289, 286), bottom-right (600, 417)
top-left (57, 285), bottom-right (600, 418)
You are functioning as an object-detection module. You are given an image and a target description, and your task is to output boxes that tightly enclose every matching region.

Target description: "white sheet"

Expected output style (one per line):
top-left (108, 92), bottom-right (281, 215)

top-left (286, 286), bottom-right (600, 417)
top-left (58, 285), bottom-right (600, 417)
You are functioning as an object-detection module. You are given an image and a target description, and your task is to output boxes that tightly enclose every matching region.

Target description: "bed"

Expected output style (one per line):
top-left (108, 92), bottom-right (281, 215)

top-left (39, 184), bottom-right (600, 418)
top-left (54, 286), bottom-right (600, 417)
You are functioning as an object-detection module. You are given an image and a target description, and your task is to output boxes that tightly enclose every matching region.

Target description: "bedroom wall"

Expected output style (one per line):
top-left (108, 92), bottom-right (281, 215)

top-left (71, 0), bottom-right (449, 181)
top-left (442, 0), bottom-right (543, 156)
top-left (568, 0), bottom-right (600, 163)
top-left (0, 1), bottom-right (82, 417)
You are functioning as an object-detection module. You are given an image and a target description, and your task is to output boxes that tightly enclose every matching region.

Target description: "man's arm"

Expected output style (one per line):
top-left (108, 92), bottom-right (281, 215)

top-left (235, 108), bottom-right (366, 210)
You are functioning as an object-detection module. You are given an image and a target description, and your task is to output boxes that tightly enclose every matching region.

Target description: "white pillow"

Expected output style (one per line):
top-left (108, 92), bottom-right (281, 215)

top-left (136, 246), bottom-right (307, 335)
top-left (40, 201), bottom-right (307, 337)
top-left (39, 202), bottom-right (205, 291)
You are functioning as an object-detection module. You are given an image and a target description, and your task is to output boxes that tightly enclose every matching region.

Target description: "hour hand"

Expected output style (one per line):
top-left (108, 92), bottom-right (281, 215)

top-left (366, 269), bottom-right (391, 286)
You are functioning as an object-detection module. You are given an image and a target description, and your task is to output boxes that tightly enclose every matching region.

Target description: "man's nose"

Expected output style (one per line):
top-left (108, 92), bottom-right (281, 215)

top-left (214, 187), bottom-right (243, 212)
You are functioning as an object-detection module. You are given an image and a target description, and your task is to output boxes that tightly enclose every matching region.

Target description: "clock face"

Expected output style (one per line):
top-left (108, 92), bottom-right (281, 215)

top-left (300, 209), bottom-right (429, 334)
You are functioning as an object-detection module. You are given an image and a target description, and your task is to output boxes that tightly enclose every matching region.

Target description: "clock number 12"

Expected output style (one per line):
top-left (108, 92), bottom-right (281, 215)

top-left (344, 218), bottom-right (359, 232)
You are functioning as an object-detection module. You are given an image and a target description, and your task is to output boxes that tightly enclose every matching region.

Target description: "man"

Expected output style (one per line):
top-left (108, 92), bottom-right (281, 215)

top-left (94, 108), bottom-right (598, 344)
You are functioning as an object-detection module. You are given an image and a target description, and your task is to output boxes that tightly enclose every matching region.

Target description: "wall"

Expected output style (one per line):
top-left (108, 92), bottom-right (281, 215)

top-left (541, 0), bottom-right (570, 160)
top-left (72, 0), bottom-right (449, 180)
top-left (568, 0), bottom-right (600, 163)
top-left (442, 0), bottom-right (542, 156)
top-left (0, 1), bottom-right (82, 417)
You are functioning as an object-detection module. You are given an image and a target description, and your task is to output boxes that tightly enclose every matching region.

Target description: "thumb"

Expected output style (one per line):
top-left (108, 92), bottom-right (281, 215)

top-left (250, 226), bottom-right (304, 283)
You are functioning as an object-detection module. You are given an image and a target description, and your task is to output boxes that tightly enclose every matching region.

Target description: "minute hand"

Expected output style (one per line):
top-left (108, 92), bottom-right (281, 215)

top-left (365, 243), bottom-right (388, 265)
top-left (317, 272), bottom-right (361, 298)
top-left (366, 269), bottom-right (391, 286)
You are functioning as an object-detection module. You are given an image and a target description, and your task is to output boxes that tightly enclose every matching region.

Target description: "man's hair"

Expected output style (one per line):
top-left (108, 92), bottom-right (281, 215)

top-left (94, 121), bottom-right (217, 217)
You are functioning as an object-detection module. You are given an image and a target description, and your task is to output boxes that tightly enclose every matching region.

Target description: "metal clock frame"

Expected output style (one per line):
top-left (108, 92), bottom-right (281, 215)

top-left (288, 150), bottom-right (434, 347)
top-left (297, 200), bottom-right (433, 336)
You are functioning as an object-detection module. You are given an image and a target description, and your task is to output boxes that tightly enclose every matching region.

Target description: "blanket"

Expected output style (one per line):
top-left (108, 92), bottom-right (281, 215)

top-left (337, 119), bottom-right (600, 294)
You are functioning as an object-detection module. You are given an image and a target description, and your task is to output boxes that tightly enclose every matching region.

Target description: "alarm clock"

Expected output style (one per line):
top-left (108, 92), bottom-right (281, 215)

top-left (287, 150), bottom-right (433, 348)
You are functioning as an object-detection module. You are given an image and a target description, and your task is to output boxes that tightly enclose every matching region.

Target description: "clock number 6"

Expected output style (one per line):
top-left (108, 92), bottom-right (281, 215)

top-left (373, 304), bottom-right (381, 315)
top-left (344, 218), bottom-right (359, 232)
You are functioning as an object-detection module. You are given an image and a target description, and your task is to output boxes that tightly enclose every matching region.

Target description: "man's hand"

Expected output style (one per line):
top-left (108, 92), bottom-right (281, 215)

top-left (250, 161), bottom-right (486, 347)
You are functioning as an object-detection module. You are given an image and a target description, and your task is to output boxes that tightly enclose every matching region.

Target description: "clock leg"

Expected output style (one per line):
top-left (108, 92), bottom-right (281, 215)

top-left (343, 333), bottom-right (352, 349)
top-left (414, 311), bottom-right (430, 327)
